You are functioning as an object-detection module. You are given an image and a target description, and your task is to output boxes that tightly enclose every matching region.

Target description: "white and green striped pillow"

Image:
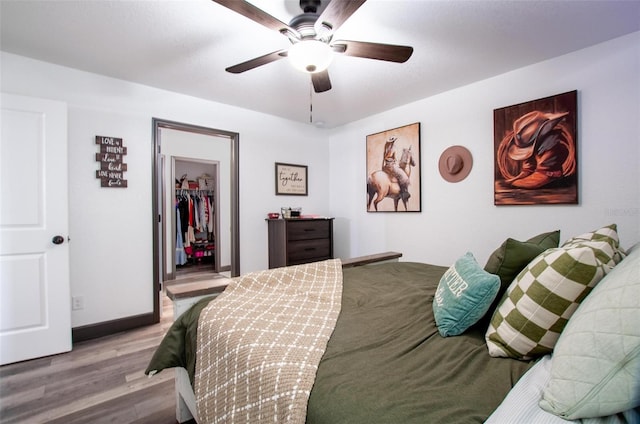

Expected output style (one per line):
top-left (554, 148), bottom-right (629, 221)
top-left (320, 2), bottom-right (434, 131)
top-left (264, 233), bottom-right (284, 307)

top-left (485, 225), bottom-right (621, 360)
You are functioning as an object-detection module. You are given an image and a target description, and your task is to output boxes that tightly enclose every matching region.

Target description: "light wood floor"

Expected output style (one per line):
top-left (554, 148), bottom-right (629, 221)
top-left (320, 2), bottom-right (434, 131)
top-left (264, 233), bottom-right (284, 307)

top-left (0, 273), bottom-right (219, 424)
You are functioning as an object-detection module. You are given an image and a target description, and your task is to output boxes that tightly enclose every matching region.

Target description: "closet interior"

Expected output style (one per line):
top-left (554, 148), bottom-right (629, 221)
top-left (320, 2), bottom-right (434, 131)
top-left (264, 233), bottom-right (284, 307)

top-left (173, 158), bottom-right (219, 276)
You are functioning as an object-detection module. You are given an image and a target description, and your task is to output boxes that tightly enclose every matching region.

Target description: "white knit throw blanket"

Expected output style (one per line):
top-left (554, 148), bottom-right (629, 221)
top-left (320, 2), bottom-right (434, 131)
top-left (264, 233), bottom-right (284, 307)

top-left (195, 259), bottom-right (343, 424)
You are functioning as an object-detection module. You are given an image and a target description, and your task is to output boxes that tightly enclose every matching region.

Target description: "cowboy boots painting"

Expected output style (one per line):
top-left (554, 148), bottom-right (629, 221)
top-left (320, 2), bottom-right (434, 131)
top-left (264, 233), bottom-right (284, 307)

top-left (498, 110), bottom-right (576, 189)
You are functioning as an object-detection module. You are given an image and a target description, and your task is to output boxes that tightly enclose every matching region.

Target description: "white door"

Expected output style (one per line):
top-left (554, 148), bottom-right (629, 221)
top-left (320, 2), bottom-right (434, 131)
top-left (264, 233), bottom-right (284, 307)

top-left (0, 93), bottom-right (71, 365)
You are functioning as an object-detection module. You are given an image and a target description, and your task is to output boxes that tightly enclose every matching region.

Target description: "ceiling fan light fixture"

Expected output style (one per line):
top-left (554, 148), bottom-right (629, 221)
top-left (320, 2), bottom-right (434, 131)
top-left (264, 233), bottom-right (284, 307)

top-left (288, 40), bottom-right (333, 73)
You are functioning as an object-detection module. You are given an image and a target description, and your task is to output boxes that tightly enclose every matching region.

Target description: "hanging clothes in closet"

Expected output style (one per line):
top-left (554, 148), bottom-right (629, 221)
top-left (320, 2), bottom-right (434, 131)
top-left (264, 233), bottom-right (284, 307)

top-left (176, 192), bottom-right (190, 256)
top-left (176, 189), bottom-right (215, 264)
top-left (175, 200), bottom-right (187, 266)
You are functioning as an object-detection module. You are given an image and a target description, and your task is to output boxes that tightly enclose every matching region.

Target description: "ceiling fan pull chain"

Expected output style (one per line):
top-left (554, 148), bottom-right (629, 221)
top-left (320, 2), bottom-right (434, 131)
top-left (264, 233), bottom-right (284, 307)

top-left (309, 81), bottom-right (313, 124)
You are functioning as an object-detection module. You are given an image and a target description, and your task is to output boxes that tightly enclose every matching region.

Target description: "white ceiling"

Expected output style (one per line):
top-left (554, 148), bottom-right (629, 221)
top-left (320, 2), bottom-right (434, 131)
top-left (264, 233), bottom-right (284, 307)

top-left (1, 0), bottom-right (639, 128)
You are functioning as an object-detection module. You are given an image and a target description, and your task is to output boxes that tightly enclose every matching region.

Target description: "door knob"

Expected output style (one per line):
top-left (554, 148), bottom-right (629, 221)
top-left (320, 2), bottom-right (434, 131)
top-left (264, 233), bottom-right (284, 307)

top-left (52, 235), bottom-right (65, 245)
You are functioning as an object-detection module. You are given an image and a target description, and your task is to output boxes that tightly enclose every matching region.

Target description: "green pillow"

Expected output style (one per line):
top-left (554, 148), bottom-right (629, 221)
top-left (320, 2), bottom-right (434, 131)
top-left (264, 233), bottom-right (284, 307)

top-left (562, 223), bottom-right (625, 264)
top-left (480, 230), bottom-right (560, 328)
top-left (433, 252), bottom-right (500, 337)
top-left (484, 230), bottom-right (561, 288)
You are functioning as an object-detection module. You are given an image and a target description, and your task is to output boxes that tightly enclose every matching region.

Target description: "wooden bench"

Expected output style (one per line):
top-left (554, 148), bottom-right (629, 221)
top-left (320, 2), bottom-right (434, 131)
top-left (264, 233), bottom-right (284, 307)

top-left (341, 251), bottom-right (402, 268)
top-left (166, 251), bottom-right (402, 318)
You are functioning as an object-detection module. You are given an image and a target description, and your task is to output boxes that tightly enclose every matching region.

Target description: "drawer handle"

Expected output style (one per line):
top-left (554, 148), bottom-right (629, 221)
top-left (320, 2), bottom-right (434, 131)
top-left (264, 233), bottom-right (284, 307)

top-left (303, 228), bottom-right (316, 232)
top-left (304, 247), bottom-right (316, 251)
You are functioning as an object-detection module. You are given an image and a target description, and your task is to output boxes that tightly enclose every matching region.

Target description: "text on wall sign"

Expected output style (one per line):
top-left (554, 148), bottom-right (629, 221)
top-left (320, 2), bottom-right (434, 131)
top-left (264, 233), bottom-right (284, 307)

top-left (95, 136), bottom-right (128, 188)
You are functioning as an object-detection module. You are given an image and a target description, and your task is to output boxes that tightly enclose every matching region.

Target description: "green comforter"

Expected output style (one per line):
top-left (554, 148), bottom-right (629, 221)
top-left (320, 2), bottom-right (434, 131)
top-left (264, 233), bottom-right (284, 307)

top-left (146, 261), bottom-right (534, 423)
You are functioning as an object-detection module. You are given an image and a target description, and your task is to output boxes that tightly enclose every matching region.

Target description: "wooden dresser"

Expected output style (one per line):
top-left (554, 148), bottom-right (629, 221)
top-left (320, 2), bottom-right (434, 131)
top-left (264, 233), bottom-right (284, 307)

top-left (267, 218), bottom-right (334, 269)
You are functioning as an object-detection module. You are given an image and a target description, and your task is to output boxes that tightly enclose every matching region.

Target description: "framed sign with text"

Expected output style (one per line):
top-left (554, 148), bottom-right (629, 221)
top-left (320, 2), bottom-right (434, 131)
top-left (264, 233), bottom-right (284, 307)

top-left (275, 162), bottom-right (307, 196)
top-left (95, 135), bottom-right (128, 187)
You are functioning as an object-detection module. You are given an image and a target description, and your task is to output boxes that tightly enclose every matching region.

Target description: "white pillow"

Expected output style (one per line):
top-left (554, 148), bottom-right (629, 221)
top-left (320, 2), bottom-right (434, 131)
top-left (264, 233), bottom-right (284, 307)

top-left (539, 244), bottom-right (640, 419)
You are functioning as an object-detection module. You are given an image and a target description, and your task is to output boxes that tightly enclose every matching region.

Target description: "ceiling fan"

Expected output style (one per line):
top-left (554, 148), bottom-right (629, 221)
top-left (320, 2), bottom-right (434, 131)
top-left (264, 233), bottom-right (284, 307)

top-left (212, 0), bottom-right (414, 93)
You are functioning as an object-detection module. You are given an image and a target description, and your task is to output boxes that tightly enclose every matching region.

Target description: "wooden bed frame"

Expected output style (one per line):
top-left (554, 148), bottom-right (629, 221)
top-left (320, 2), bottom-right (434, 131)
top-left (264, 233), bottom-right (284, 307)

top-left (164, 252), bottom-right (402, 423)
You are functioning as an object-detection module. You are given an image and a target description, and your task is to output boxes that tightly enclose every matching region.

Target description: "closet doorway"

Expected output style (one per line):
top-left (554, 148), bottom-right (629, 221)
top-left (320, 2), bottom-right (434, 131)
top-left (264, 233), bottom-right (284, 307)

top-left (152, 119), bottom-right (239, 322)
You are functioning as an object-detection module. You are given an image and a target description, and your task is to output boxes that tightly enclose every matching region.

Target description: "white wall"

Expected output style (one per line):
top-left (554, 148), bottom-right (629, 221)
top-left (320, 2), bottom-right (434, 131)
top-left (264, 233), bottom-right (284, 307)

top-left (328, 32), bottom-right (640, 267)
top-left (1, 52), bottom-right (330, 327)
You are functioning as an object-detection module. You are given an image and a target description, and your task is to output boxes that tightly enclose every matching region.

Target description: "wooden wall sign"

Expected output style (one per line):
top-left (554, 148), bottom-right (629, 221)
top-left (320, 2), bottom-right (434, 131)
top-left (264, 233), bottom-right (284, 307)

top-left (95, 136), bottom-right (128, 187)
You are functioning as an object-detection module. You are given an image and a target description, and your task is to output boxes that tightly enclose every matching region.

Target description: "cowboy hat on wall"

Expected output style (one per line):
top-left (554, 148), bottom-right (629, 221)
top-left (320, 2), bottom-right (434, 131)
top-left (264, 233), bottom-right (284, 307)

top-left (493, 90), bottom-right (578, 205)
top-left (438, 145), bottom-right (473, 183)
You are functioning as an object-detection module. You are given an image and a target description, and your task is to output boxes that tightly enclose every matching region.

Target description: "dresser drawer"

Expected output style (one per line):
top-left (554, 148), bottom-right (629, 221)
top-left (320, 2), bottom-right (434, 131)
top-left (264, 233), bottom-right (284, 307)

top-left (287, 239), bottom-right (331, 264)
top-left (287, 220), bottom-right (331, 241)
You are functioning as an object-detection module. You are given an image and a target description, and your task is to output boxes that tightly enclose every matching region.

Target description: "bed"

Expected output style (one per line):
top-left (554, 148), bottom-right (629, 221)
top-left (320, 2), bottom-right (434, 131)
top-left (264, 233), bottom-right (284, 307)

top-left (146, 225), bottom-right (639, 424)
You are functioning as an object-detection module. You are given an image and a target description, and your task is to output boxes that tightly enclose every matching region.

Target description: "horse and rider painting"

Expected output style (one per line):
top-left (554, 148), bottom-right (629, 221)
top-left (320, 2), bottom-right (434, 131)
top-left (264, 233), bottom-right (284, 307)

top-left (366, 122), bottom-right (422, 212)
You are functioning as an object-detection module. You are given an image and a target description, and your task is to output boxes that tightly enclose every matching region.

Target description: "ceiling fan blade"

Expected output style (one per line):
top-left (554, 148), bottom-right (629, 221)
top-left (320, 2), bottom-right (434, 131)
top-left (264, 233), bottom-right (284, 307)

top-left (332, 40), bottom-right (413, 63)
top-left (311, 70), bottom-right (332, 93)
top-left (211, 0), bottom-right (296, 36)
top-left (225, 49), bottom-right (288, 74)
top-left (314, 0), bottom-right (367, 36)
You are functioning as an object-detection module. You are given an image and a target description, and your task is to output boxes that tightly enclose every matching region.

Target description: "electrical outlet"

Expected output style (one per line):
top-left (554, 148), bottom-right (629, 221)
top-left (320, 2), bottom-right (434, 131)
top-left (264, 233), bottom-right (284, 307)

top-left (72, 295), bottom-right (84, 310)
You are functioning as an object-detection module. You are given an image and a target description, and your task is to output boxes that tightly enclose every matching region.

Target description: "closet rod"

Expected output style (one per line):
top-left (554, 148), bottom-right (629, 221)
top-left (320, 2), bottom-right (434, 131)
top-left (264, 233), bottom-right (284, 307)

top-left (175, 190), bottom-right (214, 198)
